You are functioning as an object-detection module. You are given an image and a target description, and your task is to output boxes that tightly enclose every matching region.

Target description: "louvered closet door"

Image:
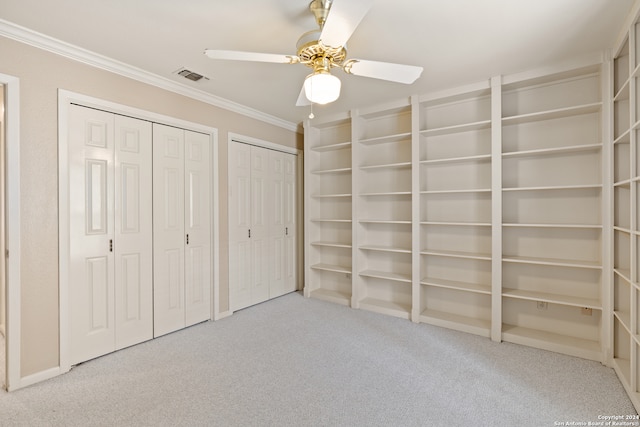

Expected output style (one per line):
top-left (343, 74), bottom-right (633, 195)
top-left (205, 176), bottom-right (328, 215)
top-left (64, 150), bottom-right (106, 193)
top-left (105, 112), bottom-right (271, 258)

top-left (69, 106), bottom-right (116, 364)
top-left (153, 123), bottom-right (186, 337)
top-left (114, 115), bottom-right (153, 350)
top-left (184, 130), bottom-right (211, 327)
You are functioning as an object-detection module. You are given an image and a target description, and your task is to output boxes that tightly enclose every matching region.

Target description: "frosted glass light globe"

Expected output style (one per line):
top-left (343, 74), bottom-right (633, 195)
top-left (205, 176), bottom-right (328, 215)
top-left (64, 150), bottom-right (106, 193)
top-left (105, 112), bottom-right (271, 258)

top-left (304, 72), bottom-right (341, 105)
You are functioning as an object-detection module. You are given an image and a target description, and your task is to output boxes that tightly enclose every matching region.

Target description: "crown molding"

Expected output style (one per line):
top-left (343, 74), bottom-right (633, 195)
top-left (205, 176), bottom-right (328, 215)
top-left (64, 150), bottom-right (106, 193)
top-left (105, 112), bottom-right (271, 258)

top-left (0, 19), bottom-right (298, 132)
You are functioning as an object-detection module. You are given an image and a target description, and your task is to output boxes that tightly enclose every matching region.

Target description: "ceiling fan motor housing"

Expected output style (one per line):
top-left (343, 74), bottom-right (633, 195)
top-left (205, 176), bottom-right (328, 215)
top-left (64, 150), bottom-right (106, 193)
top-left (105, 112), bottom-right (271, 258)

top-left (296, 30), bottom-right (347, 69)
top-left (298, 0), bottom-right (348, 72)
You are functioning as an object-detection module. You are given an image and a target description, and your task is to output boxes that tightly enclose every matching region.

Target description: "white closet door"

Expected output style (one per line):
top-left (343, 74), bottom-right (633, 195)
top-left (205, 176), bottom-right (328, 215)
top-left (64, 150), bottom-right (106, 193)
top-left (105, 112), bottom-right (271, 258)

top-left (69, 105), bottom-right (115, 364)
top-left (153, 123), bottom-right (186, 337)
top-left (229, 142), bottom-right (297, 310)
top-left (269, 150), bottom-right (286, 298)
top-left (283, 153), bottom-right (297, 294)
top-left (250, 146), bottom-right (270, 305)
top-left (229, 142), bottom-right (252, 310)
top-left (114, 115), bottom-right (153, 349)
top-left (229, 143), bottom-right (270, 310)
top-left (184, 130), bottom-right (211, 326)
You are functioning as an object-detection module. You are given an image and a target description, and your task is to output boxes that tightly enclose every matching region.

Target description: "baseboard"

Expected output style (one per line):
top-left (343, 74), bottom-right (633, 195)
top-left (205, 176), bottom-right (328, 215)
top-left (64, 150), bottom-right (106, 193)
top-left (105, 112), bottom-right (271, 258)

top-left (9, 366), bottom-right (63, 391)
top-left (214, 310), bottom-right (233, 321)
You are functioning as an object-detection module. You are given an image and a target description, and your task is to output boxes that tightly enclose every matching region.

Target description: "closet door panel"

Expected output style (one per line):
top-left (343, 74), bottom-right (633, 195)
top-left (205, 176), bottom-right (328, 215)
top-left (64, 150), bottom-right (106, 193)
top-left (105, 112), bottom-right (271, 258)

top-left (185, 130), bottom-right (211, 326)
top-left (283, 153), bottom-right (297, 294)
top-left (269, 150), bottom-right (286, 298)
top-left (69, 105), bottom-right (116, 364)
top-left (114, 116), bottom-right (153, 350)
top-left (153, 123), bottom-right (186, 337)
top-left (250, 146), bottom-right (270, 305)
top-left (270, 150), bottom-right (297, 298)
top-left (230, 142), bottom-right (297, 310)
top-left (229, 142), bottom-right (252, 310)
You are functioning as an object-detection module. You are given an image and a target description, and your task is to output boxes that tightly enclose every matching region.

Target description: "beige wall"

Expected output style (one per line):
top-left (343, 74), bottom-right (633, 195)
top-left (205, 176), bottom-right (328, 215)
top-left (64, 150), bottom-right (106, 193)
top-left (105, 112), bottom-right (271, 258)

top-left (0, 36), bottom-right (302, 377)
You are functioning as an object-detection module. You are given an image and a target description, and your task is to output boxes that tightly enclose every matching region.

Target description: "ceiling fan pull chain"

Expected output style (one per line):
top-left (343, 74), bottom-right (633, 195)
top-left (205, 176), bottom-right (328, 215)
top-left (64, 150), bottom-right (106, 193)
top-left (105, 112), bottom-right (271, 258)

top-left (309, 76), bottom-right (315, 119)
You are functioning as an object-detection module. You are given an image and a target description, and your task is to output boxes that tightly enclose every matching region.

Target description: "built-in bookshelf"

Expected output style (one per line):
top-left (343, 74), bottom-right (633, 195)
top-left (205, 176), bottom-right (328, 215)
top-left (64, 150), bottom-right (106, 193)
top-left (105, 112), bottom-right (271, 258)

top-left (354, 103), bottom-right (413, 319)
top-left (304, 59), bottom-right (606, 365)
top-left (500, 66), bottom-right (604, 361)
top-left (611, 15), bottom-right (640, 412)
top-left (418, 87), bottom-right (493, 337)
top-left (304, 116), bottom-right (354, 306)
top-left (302, 3), bottom-right (640, 413)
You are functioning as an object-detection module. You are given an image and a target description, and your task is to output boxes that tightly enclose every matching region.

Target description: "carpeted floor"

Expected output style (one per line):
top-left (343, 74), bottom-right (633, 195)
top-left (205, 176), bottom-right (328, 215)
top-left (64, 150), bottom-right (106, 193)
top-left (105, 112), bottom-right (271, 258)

top-left (0, 292), bottom-right (635, 426)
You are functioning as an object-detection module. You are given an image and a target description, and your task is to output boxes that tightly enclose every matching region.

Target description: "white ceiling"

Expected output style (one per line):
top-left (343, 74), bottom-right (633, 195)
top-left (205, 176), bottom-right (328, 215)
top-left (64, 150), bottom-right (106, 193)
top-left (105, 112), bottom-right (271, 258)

top-left (0, 0), bottom-right (635, 126)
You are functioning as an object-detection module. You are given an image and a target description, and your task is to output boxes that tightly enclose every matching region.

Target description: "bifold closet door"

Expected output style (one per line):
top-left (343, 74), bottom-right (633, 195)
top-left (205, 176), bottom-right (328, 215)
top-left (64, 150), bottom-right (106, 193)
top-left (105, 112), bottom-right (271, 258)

top-left (184, 130), bottom-right (212, 327)
top-left (153, 123), bottom-right (211, 337)
top-left (229, 143), bottom-right (269, 310)
top-left (283, 152), bottom-right (296, 295)
top-left (228, 142), bottom-right (251, 309)
top-left (153, 124), bottom-right (185, 337)
top-left (229, 142), bottom-right (296, 311)
top-left (269, 150), bottom-right (296, 298)
top-left (114, 115), bottom-right (153, 350)
top-left (69, 105), bottom-right (153, 365)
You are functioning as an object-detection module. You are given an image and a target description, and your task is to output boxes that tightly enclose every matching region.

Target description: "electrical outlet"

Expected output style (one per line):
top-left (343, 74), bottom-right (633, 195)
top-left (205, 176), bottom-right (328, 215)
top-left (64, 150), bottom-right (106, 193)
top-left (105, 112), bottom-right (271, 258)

top-left (536, 301), bottom-right (548, 310)
top-left (581, 307), bottom-right (593, 316)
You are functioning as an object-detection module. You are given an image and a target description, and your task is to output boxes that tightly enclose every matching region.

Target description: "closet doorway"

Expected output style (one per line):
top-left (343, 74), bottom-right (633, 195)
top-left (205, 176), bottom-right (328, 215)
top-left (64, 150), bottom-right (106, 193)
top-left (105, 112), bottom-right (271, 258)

top-left (228, 135), bottom-right (301, 312)
top-left (0, 73), bottom-right (19, 391)
top-left (0, 83), bottom-right (5, 390)
top-left (58, 90), bottom-right (220, 373)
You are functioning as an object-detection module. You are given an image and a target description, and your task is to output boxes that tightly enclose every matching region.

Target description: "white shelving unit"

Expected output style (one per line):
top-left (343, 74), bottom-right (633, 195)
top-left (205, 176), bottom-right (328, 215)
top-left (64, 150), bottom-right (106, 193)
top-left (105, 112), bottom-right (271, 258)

top-left (611, 15), bottom-right (640, 411)
top-left (354, 102), bottom-right (413, 320)
top-left (500, 67), bottom-right (604, 361)
top-left (304, 58), bottom-right (607, 366)
top-left (418, 86), bottom-right (493, 338)
top-left (304, 115), bottom-right (354, 306)
top-left (302, 3), bottom-right (640, 411)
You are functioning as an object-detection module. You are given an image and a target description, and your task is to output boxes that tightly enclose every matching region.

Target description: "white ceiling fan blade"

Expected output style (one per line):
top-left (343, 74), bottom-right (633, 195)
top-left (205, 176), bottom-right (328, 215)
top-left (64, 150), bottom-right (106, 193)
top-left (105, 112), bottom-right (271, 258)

top-left (319, 0), bottom-right (374, 48)
top-left (344, 59), bottom-right (423, 84)
top-left (296, 83), bottom-right (311, 106)
top-left (204, 49), bottom-right (295, 64)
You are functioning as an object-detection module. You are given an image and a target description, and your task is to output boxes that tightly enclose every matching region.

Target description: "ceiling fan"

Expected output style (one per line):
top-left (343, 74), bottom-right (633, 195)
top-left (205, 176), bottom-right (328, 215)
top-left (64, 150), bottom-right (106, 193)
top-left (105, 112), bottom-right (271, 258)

top-left (204, 0), bottom-right (423, 106)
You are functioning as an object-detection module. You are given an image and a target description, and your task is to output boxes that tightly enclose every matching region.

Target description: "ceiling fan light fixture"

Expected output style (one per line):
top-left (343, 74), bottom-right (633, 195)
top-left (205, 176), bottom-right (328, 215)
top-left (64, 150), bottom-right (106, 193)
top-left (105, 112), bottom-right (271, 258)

top-left (204, 0), bottom-right (423, 111)
top-left (304, 70), bottom-right (341, 105)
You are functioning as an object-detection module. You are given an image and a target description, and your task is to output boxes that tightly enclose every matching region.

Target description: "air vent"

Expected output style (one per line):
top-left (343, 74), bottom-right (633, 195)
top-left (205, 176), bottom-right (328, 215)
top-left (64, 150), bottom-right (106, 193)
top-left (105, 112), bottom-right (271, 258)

top-left (174, 68), bottom-right (209, 82)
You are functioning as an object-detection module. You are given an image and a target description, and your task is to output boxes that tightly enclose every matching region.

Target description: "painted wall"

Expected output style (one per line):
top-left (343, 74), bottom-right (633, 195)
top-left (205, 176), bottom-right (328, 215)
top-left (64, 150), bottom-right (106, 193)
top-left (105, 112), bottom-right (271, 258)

top-left (0, 36), bottom-right (302, 377)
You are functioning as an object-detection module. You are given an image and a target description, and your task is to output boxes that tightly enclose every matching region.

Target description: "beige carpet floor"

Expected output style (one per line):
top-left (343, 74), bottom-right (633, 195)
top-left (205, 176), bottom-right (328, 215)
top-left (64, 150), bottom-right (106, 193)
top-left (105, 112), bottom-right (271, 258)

top-left (0, 292), bottom-right (635, 426)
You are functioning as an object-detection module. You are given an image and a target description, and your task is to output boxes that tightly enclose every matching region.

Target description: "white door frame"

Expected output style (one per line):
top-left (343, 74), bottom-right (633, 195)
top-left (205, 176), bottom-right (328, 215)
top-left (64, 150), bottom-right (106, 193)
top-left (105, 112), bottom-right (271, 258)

top-left (59, 90), bottom-right (220, 374)
top-left (1, 73), bottom-right (21, 391)
top-left (227, 133), bottom-right (303, 312)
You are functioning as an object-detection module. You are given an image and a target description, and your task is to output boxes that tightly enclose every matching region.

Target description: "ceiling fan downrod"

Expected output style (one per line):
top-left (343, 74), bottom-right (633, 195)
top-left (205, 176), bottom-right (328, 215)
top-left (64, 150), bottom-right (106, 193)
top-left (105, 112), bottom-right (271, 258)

top-left (309, 0), bottom-right (333, 29)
